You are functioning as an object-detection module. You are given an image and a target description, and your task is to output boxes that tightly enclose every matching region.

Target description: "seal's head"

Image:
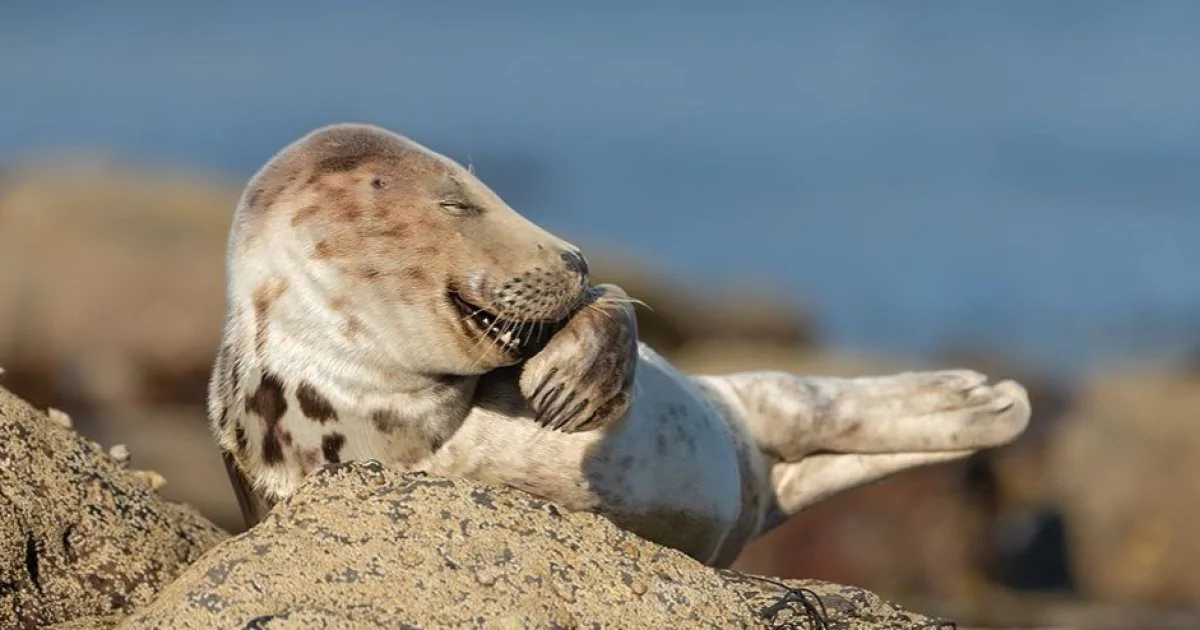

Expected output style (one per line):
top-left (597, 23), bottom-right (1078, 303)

top-left (230, 123), bottom-right (589, 376)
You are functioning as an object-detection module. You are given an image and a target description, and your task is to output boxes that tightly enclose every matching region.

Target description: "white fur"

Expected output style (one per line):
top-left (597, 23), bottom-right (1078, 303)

top-left (212, 123), bottom-right (1033, 567)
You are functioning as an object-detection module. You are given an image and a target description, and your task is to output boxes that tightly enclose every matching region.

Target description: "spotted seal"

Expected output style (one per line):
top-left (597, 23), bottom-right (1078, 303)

top-left (208, 123), bottom-right (1031, 566)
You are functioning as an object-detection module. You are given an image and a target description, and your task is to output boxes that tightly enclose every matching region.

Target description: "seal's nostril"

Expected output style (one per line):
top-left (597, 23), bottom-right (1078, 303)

top-left (560, 250), bottom-right (589, 278)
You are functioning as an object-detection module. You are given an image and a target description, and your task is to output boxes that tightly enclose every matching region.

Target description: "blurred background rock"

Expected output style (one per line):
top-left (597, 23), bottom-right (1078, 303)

top-left (2, 2), bottom-right (1199, 628)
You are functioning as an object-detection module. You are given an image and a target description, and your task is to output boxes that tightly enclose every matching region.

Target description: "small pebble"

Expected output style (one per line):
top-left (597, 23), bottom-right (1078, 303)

top-left (132, 469), bottom-right (168, 490)
top-left (551, 579), bottom-right (577, 603)
top-left (494, 616), bottom-right (525, 630)
top-left (47, 407), bottom-right (73, 429)
top-left (109, 444), bottom-right (131, 465)
top-left (474, 567), bottom-right (501, 587)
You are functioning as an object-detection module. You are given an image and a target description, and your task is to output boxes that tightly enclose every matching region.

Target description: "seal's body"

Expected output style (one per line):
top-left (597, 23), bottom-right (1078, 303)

top-left (209, 123), bottom-right (1031, 566)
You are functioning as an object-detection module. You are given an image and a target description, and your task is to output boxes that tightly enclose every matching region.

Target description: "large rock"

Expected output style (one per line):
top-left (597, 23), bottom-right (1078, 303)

top-left (1049, 364), bottom-right (1200, 607)
top-left (0, 383), bottom-right (227, 629)
top-left (120, 462), bottom-right (953, 629)
top-left (0, 159), bottom-right (235, 411)
top-left (0, 380), bottom-right (959, 628)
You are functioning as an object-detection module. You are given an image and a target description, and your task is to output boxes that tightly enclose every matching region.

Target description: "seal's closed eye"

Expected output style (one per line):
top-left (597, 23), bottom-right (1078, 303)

top-left (439, 200), bottom-right (482, 216)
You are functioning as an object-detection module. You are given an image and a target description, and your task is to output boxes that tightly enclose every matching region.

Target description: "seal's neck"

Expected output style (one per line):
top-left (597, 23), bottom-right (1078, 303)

top-left (228, 297), bottom-right (476, 414)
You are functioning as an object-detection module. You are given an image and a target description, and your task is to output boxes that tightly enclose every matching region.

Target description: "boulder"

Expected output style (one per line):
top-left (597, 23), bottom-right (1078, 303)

top-left (0, 382), bottom-right (227, 629)
top-left (0, 381), bottom-right (958, 628)
top-left (0, 159), bottom-right (235, 411)
top-left (1048, 364), bottom-right (1200, 607)
top-left (120, 462), bottom-right (952, 629)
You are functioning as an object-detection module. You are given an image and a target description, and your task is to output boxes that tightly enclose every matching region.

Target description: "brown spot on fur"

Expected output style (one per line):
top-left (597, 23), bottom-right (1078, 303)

top-left (291, 204), bottom-right (322, 227)
top-left (368, 409), bottom-right (444, 459)
top-left (341, 317), bottom-right (363, 339)
top-left (356, 266), bottom-right (380, 280)
top-left (246, 187), bottom-right (264, 209)
top-left (427, 431), bottom-right (447, 453)
top-left (378, 222), bottom-right (408, 238)
top-left (401, 266), bottom-right (430, 285)
top-left (245, 372), bottom-right (288, 465)
top-left (673, 422), bottom-right (698, 455)
top-left (253, 279), bottom-right (288, 355)
top-left (298, 449), bottom-right (321, 471)
top-left (371, 409), bottom-right (401, 433)
top-left (322, 433), bottom-right (346, 463)
top-left (244, 180), bottom-right (290, 214)
top-left (313, 240), bottom-right (333, 259)
top-left (317, 154), bottom-right (369, 173)
top-left (296, 382), bottom-right (337, 423)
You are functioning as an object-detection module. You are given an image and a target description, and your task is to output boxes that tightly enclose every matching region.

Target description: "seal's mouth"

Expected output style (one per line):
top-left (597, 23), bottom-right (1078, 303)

top-left (448, 290), bottom-right (563, 358)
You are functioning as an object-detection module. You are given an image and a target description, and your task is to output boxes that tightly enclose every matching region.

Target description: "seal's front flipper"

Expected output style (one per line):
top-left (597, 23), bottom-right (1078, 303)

top-left (701, 370), bottom-right (1031, 461)
top-left (519, 283), bottom-right (638, 433)
top-left (222, 451), bottom-right (276, 529)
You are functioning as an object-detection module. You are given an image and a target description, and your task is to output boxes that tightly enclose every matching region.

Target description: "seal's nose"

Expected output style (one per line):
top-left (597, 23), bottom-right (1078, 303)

top-left (560, 249), bottom-right (589, 280)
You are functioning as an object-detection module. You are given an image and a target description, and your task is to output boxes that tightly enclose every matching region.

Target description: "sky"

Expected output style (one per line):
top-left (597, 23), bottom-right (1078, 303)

top-left (3, 1), bottom-right (1199, 373)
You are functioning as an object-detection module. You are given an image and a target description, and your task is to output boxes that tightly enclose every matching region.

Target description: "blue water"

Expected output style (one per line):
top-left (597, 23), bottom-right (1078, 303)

top-left (3, 1), bottom-right (1199, 374)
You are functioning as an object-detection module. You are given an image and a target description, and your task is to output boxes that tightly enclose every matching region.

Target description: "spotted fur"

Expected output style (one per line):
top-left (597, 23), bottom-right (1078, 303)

top-left (207, 123), bottom-right (1032, 567)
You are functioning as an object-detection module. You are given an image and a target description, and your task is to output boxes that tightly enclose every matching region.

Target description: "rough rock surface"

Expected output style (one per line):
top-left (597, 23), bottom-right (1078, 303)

top-left (0, 384), bottom-right (228, 629)
top-left (121, 462), bottom-right (953, 629)
top-left (0, 379), bottom-right (953, 629)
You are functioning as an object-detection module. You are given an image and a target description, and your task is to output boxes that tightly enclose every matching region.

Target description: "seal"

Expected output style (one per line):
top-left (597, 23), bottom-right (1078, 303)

top-left (208, 123), bottom-right (1031, 566)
